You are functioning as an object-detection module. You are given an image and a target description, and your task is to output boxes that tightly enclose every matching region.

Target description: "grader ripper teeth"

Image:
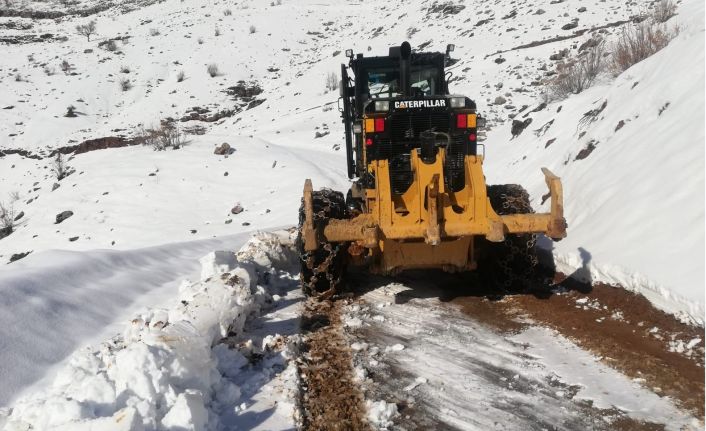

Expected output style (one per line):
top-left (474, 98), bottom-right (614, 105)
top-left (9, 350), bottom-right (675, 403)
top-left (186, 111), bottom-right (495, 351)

top-left (300, 157), bottom-right (566, 275)
top-left (295, 41), bottom-right (567, 295)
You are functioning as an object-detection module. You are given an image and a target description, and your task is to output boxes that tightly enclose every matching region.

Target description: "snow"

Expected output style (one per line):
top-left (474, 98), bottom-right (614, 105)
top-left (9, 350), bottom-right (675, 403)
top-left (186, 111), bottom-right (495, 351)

top-left (512, 326), bottom-right (687, 423)
top-left (161, 390), bottom-right (209, 431)
top-left (1, 232), bottom-right (304, 430)
top-left (0, 233), bottom-right (251, 408)
top-left (384, 343), bottom-right (404, 353)
top-left (402, 377), bottom-right (427, 392)
top-left (483, 0), bottom-right (705, 323)
top-left (0, 0), bottom-right (702, 324)
top-left (366, 400), bottom-right (398, 429)
top-left (0, 0), bottom-right (703, 426)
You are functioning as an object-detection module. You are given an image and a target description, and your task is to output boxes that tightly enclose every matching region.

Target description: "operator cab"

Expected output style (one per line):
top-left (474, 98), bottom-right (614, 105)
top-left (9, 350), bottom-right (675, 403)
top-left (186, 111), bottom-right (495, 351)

top-left (346, 44), bottom-right (450, 115)
top-left (364, 57), bottom-right (444, 99)
top-left (339, 42), bottom-right (484, 195)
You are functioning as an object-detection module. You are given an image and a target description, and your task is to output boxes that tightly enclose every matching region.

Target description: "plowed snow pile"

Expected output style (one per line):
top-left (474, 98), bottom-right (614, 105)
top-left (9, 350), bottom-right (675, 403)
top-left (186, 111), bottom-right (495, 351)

top-left (0, 232), bottom-right (303, 430)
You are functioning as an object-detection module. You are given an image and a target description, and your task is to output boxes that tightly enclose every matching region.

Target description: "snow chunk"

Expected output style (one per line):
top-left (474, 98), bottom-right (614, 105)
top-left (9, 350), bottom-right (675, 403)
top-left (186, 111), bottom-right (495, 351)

top-left (366, 400), bottom-right (398, 428)
top-left (213, 344), bottom-right (249, 378)
top-left (344, 316), bottom-right (363, 328)
top-left (686, 338), bottom-right (702, 349)
top-left (385, 343), bottom-right (405, 353)
top-left (160, 390), bottom-right (208, 431)
top-left (351, 342), bottom-right (369, 351)
top-left (403, 377), bottom-right (428, 392)
top-left (199, 250), bottom-right (237, 281)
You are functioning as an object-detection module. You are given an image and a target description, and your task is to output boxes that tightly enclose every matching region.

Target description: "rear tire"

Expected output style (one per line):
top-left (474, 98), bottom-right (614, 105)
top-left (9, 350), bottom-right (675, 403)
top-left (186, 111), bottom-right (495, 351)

top-left (296, 189), bottom-right (349, 297)
top-left (480, 184), bottom-right (539, 292)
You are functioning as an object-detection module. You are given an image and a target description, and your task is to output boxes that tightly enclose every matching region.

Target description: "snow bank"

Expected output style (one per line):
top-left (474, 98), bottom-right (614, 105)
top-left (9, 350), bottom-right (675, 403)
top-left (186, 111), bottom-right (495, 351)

top-left (0, 233), bottom-right (251, 408)
top-left (0, 232), bottom-right (302, 431)
top-left (485, 0), bottom-right (705, 324)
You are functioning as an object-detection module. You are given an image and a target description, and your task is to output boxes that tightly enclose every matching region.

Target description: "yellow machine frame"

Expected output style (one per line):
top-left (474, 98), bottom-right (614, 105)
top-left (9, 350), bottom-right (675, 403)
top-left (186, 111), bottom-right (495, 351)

top-left (302, 134), bottom-right (566, 275)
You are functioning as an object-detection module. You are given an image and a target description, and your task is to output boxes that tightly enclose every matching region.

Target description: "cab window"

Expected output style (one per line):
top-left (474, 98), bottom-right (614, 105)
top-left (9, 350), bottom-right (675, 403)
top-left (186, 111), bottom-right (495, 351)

top-left (367, 69), bottom-right (400, 98)
top-left (366, 66), bottom-right (442, 98)
top-left (410, 67), bottom-right (440, 96)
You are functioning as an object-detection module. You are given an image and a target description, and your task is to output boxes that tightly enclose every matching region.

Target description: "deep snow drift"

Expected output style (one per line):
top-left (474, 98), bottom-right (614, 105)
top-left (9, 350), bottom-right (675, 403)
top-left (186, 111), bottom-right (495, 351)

top-left (483, 0), bottom-right (705, 324)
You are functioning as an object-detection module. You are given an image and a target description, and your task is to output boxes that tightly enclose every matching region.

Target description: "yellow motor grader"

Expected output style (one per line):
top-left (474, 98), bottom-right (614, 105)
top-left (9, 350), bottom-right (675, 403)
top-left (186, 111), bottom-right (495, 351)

top-left (297, 42), bottom-right (566, 297)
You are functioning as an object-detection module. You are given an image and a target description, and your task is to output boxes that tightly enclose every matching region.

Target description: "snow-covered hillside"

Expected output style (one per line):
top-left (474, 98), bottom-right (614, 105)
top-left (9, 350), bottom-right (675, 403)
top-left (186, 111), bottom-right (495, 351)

top-left (484, 0), bottom-right (705, 323)
top-left (1, 0), bottom-right (702, 322)
top-left (0, 0), bottom-right (703, 426)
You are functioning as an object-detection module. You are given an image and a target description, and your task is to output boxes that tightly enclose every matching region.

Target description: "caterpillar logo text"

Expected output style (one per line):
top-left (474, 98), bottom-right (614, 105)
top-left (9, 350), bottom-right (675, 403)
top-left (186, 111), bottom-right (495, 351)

top-left (394, 100), bottom-right (446, 109)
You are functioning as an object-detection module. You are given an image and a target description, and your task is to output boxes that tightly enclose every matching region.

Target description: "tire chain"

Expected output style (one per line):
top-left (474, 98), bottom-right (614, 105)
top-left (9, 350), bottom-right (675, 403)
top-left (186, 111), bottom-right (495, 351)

top-left (494, 187), bottom-right (539, 292)
top-left (298, 189), bottom-right (348, 297)
top-left (299, 186), bottom-right (539, 294)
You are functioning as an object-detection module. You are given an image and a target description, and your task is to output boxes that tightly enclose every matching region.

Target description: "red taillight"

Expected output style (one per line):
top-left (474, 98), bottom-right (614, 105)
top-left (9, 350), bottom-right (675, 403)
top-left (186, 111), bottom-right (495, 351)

top-left (374, 118), bottom-right (385, 132)
top-left (456, 114), bottom-right (466, 128)
top-left (469, 133), bottom-right (477, 142)
top-left (365, 138), bottom-right (373, 146)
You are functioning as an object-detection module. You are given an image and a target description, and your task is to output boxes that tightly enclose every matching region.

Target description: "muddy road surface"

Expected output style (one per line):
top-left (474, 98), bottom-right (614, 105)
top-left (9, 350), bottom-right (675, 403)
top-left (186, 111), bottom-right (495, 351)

top-left (299, 270), bottom-right (704, 431)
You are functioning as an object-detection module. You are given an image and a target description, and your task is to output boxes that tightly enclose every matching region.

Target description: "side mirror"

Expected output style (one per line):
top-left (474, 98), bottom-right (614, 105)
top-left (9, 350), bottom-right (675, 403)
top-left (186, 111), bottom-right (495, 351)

top-left (345, 49), bottom-right (353, 58)
top-left (339, 80), bottom-right (345, 97)
top-left (445, 44), bottom-right (456, 67)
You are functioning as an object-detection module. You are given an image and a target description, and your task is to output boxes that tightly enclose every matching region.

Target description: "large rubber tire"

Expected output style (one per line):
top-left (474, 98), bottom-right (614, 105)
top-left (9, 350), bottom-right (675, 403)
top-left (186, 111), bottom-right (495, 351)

top-left (296, 189), bottom-right (349, 297)
top-left (479, 184), bottom-right (539, 292)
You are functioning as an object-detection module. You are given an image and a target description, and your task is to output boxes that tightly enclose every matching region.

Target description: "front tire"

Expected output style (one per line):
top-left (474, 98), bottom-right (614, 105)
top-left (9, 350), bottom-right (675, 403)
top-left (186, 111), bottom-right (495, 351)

top-left (296, 189), bottom-right (349, 297)
top-left (479, 184), bottom-right (539, 292)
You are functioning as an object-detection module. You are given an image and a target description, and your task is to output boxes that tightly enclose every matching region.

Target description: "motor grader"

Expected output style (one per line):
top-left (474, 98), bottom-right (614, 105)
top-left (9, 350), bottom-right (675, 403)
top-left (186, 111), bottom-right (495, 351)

top-left (297, 42), bottom-right (566, 297)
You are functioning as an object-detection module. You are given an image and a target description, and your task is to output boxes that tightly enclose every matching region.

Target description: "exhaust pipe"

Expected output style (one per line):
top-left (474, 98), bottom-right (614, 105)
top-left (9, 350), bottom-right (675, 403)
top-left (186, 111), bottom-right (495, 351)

top-left (399, 41), bottom-right (411, 97)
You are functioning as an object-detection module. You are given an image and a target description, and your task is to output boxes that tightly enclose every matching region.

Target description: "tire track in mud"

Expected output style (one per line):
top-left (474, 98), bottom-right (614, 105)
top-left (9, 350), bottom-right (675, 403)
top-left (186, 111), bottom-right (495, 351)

top-left (299, 298), bottom-right (370, 431)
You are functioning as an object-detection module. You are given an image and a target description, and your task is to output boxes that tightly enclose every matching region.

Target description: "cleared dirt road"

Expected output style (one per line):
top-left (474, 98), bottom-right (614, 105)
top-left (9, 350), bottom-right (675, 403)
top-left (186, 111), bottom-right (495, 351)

top-left (299, 270), bottom-right (704, 430)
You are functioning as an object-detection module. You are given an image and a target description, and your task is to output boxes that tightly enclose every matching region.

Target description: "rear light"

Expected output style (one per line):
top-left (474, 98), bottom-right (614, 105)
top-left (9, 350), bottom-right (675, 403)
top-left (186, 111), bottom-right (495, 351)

top-left (365, 138), bottom-right (373, 146)
top-left (364, 117), bottom-right (385, 133)
top-left (467, 114), bottom-right (476, 128)
top-left (456, 113), bottom-right (477, 129)
top-left (469, 133), bottom-right (477, 142)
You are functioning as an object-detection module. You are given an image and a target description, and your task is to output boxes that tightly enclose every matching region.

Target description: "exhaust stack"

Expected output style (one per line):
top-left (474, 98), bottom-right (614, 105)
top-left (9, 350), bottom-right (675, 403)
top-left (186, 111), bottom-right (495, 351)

top-left (399, 41), bottom-right (411, 97)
